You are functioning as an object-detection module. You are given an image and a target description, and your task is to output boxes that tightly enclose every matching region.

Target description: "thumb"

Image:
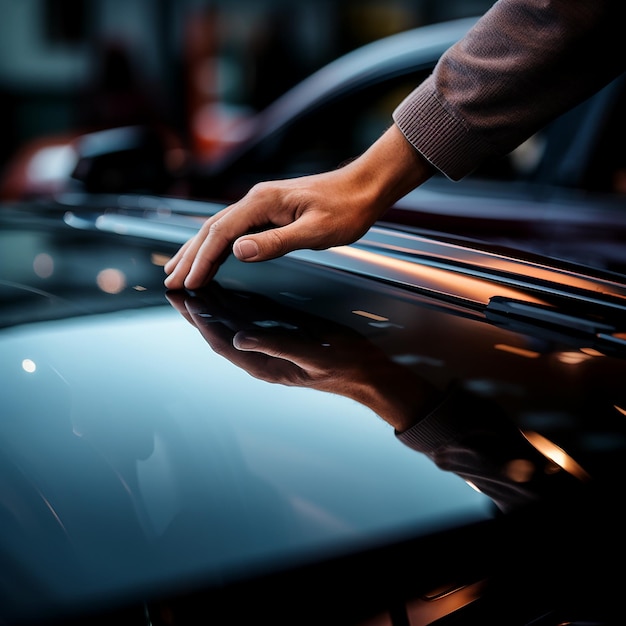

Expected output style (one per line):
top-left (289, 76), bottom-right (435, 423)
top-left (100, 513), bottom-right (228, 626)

top-left (233, 237), bottom-right (262, 261)
top-left (233, 225), bottom-right (298, 262)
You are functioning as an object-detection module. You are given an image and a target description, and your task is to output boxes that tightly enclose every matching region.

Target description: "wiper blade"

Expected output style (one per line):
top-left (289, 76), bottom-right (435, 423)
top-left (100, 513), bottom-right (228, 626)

top-left (486, 295), bottom-right (626, 355)
top-left (486, 296), bottom-right (616, 334)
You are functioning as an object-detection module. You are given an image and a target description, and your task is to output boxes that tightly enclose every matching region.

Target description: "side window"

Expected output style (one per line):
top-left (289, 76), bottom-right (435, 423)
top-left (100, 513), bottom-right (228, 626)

top-left (214, 70), bottom-right (625, 203)
top-left (234, 72), bottom-right (430, 178)
top-left (466, 74), bottom-right (626, 195)
top-left (466, 132), bottom-right (550, 183)
top-left (579, 77), bottom-right (626, 195)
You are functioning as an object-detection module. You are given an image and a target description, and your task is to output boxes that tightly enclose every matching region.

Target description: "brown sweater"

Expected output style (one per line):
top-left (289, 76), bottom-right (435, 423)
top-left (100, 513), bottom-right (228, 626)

top-left (393, 0), bottom-right (625, 180)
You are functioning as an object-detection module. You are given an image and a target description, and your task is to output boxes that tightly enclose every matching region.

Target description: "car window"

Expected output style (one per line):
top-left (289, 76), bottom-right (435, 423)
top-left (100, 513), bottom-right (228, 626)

top-left (274, 84), bottom-right (417, 175)
top-left (206, 70), bottom-right (432, 200)
top-left (470, 73), bottom-right (626, 196)
top-left (205, 68), bottom-right (626, 203)
top-left (577, 74), bottom-right (626, 195)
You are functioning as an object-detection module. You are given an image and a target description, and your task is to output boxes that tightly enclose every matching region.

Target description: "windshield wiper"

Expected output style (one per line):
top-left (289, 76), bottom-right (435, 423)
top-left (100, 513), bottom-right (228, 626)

top-left (486, 295), bottom-right (626, 355)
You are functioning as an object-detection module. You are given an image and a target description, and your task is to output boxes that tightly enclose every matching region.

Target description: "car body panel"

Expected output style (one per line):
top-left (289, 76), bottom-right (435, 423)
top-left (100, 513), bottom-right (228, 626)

top-left (2, 198), bottom-right (626, 624)
top-left (0, 203), bottom-right (493, 623)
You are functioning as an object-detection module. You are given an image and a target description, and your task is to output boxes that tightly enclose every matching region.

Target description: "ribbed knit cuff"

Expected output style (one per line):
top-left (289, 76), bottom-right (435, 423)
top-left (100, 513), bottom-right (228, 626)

top-left (392, 79), bottom-right (494, 181)
top-left (394, 384), bottom-right (469, 453)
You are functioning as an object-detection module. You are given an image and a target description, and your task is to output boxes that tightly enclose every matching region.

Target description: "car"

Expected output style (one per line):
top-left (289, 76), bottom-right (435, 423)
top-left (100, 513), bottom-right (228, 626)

top-left (1, 17), bottom-right (481, 202)
top-left (2, 171), bottom-right (626, 626)
top-left (2, 15), bottom-right (626, 626)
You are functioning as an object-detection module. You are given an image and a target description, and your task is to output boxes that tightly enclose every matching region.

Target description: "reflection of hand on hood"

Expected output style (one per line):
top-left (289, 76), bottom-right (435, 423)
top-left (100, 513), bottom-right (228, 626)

top-left (165, 283), bottom-right (444, 423)
top-left (166, 283), bottom-right (583, 515)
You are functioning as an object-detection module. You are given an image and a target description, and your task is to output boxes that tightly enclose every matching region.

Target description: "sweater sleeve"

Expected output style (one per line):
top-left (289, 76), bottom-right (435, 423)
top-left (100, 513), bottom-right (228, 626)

top-left (394, 385), bottom-right (583, 513)
top-left (393, 0), bottom-right (625, 180)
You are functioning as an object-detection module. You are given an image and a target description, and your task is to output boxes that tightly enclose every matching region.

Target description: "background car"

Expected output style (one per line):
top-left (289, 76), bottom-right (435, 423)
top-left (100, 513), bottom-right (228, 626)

top-left (0, 17), bottom-right (479, 201)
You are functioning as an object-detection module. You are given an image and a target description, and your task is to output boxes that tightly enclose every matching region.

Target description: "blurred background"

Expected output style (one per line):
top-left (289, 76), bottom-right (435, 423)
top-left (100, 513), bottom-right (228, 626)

top-left (0, 0), bottom-right (492, 194)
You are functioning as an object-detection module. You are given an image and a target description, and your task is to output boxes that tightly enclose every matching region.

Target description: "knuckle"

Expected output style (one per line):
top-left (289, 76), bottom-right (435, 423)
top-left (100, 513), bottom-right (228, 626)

top-left (207, 219), bottom-right (229, 245)
top-left (265, 227), bottom-right (289, 256)
top-left (199, 217), bottom-right (215, 235)
top-left (247, 180), bottom-right (275, 199)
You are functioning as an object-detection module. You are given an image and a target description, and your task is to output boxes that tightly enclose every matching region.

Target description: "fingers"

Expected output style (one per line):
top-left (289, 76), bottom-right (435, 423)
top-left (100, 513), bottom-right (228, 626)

top-left (164, 216), bottom-right (227, 290)
top-left (163, 175), bottom-right (344, 289)
top-left (230, 225), bottom-right (296, 264)
top-left (233, 329), bottom-right (303, 361)
top-left (184, 304), bottom-right (298, 384)
top-left (164, 186), bottom-right (284, 289)
top-left (232, 210), bottom-right (339, 264)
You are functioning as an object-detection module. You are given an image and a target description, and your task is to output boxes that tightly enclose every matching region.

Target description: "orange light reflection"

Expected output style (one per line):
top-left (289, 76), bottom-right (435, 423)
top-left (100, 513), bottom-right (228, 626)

top-left (335, 247), bottom-right (547, 307)
top-left (494, 344), bottom-right (540, 358)
top-left (523, 431), bottom-right (590, 482)
top-left (352, 310), bottom-right (389, 322)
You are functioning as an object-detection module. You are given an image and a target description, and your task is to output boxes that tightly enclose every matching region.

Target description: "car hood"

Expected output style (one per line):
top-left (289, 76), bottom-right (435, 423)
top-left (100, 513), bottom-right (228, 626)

top-left (2, 198), bottom-right (626, 623)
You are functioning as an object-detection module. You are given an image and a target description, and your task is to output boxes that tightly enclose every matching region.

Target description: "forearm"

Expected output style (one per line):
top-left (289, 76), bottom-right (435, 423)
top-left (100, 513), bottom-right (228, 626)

top-left (340, 123), bottom-right (435, 220)
top-left (337, 359), bottom-right (444, 433)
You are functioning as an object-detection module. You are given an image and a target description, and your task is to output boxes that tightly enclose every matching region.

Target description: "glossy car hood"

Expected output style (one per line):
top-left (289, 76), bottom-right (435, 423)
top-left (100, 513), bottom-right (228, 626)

top-left (2, 201), bottom-right (626, 623)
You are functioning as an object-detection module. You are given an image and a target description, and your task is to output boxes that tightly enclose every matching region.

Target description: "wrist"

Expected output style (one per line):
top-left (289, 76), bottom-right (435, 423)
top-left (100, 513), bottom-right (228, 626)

top-left (348, 124), bottom-right (434, 214)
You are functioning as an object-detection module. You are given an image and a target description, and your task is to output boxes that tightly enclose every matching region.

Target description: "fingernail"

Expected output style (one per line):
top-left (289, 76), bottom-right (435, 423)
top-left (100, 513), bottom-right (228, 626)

top-left (184, 300), bottom-right (204, 314)
top-left (235, 239), bottom-right (259, 260)
top-left (234, 332), bottom-right (258, 350)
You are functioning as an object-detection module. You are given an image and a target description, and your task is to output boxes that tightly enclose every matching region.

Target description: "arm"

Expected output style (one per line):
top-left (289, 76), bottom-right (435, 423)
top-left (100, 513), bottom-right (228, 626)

top-left (166, 287), bottom-right (582, 514)
top-left (396, 0), bottom-right (625, 180)
top-left (165, 0), bottom-right (624, 289)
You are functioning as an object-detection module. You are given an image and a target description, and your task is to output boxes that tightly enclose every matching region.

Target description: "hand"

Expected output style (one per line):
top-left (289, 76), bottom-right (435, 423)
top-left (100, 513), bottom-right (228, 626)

top-left (165, 284), bottom-right (442, 431)
top-left (164, 124), bottom-right (433, 290)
